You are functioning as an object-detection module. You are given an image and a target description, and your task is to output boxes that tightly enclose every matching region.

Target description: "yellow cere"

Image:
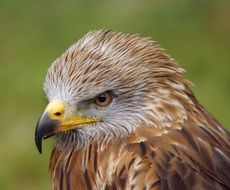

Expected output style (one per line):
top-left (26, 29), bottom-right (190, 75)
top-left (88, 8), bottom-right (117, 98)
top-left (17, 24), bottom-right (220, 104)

top-left (45, 99), bottom-right (100, 132)
top-left (45, 99), bottom-right (65, 120)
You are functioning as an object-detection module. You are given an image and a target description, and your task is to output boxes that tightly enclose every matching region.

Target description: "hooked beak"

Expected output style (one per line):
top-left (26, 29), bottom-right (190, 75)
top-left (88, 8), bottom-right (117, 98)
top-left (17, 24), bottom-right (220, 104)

top-left (35, 99), bottom-right (99, 153)
top-left (35, 112), bottom-right (60, 153)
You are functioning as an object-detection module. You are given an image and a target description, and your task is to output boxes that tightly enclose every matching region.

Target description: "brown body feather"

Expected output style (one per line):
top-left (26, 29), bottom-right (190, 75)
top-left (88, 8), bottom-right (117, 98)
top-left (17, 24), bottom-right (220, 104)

top-left (50, 107), bottom-right (230, 190)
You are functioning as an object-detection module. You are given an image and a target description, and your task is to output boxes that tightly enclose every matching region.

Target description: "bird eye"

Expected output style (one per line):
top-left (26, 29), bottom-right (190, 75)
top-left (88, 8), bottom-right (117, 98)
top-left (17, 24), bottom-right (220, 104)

top-left (94, 92), bottom-right (112, 107)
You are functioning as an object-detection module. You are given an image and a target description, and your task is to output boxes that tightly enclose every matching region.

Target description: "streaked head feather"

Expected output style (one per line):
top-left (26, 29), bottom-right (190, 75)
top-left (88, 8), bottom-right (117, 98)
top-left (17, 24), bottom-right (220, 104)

top-left (44, 29), bottom-right (199, 149)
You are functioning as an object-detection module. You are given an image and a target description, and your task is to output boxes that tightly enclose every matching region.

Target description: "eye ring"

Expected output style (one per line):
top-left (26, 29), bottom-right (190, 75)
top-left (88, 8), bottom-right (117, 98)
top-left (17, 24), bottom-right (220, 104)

top-left (94, 91), bottom-right (113, 107)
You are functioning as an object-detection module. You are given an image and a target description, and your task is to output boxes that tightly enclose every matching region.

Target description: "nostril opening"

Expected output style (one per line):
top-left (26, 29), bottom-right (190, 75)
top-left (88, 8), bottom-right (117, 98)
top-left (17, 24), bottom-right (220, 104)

top-left (54, 112), bottom-right (62, 117)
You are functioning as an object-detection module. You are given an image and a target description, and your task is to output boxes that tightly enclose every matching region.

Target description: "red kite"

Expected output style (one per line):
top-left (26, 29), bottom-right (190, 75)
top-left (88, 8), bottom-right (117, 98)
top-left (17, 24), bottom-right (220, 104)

top-left (35, 30), bottom-right (230, 190)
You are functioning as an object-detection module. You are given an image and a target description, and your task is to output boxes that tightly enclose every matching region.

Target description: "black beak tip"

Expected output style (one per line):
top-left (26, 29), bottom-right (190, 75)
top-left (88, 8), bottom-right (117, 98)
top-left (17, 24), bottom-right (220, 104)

top-left (35, 136), bottom-right (42, 154)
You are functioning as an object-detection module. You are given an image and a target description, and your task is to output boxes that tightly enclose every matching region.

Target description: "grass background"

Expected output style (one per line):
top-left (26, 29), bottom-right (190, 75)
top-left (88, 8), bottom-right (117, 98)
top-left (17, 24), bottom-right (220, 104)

top-left (0, 0), bottom-right (229, 189)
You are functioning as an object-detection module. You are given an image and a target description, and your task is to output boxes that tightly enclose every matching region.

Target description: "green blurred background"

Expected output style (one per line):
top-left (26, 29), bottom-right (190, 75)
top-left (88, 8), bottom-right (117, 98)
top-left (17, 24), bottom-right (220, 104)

top-left (0, 0), bottom-right (229, 189)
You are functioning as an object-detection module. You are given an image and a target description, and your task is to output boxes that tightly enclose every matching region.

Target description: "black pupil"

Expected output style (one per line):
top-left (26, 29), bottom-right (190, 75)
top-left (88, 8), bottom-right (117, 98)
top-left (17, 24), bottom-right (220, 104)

top-left (98, 94), bottom-right (107, 103)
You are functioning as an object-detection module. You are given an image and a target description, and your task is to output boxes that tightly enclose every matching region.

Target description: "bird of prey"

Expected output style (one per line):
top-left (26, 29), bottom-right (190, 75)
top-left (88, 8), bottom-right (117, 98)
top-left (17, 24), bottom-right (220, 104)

top-left (35, 30), bottom-right (230, 190)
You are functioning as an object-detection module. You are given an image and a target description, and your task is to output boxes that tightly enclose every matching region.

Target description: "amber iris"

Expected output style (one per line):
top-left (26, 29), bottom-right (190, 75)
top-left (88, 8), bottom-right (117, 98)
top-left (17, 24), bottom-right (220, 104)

top-left (94, 92), bottom-right (112, 106)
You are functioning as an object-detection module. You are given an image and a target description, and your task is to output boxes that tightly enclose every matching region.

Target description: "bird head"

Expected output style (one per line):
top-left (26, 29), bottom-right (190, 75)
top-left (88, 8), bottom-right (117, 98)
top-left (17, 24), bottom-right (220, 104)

top-left (35, 30), bottom-right (191, 153)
